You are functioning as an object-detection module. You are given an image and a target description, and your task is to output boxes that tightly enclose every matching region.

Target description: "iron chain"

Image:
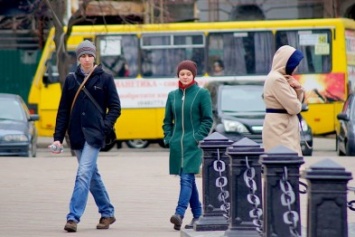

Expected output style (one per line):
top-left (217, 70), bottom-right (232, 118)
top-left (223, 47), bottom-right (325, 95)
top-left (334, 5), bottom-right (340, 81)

top-left (243, 156), bottom-right (264, 236)
top-left (299, 181), bottom-right (308, 194)
top-left (213, 149), bottom-right (230, 219)
top-left (347, 186), bottom-right (355, 211)
top-left (280, 167), bottom-right (301, 237)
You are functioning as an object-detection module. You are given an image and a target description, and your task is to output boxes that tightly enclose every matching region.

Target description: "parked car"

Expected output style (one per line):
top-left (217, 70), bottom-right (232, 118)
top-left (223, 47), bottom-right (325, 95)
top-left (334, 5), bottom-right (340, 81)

top-left (205, 80), bottom-right (313, 156)
top-left (0, 93), bottom-right (39, 157)
top-left (336, 93), bottom-right (355, 156)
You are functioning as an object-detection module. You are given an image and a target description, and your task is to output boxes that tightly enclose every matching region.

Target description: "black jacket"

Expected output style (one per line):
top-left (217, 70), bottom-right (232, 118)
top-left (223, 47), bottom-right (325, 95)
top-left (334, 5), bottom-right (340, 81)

top-left (54, 64), bottom-right (121, 149)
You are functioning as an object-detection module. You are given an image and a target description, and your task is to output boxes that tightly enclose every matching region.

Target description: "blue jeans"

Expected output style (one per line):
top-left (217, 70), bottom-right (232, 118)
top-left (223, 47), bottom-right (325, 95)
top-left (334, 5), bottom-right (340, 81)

top-left (175, 171), bottom-right (202, 219)
top-left (66, 142), bottom-right (114, 222)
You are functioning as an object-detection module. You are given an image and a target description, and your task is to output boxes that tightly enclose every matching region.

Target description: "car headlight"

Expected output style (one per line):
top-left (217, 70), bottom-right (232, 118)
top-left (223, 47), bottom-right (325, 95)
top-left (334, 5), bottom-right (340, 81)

top-left (299, 119), bottom-right (308, 132)
top-left (3, 134), bottom-right (28, 142)
top-left (222, 119), bottom-right (248, 133)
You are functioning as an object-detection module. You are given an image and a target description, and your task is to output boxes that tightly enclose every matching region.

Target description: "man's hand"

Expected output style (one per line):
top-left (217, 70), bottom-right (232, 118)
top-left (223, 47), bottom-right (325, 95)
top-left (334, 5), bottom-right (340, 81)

top-left (48, 140), bottom-right (63, 154)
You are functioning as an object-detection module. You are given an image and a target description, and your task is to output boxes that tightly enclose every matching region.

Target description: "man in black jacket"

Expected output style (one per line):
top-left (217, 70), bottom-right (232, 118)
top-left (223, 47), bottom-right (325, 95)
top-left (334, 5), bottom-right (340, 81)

top-left (50, 40), bottom-right (121, 232)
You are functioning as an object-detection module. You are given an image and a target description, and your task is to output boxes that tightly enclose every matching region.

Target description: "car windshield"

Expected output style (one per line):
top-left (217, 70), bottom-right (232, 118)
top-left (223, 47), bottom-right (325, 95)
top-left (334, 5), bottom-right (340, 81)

top-left (0, 99), bottom-right (25, 121)
top-left (220, 85), bottom-right (265, 113)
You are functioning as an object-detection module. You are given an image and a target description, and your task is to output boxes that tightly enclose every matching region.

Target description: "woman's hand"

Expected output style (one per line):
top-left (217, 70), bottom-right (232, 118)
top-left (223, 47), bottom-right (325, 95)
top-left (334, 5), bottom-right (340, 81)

top-left (285, 75), bottom-right (302, 89)
top-left (286, 75), bottom-right (305, 102)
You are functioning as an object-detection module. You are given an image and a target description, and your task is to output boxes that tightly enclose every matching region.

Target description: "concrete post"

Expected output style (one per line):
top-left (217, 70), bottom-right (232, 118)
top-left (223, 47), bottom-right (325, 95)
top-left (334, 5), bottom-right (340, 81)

top-left (194, 132), bottom-right (234, 231)
top-left (259, 146), bottom-right (304, 237)
top-left (302, 158), bottom-right (352, 237)
top-left (223, 138), bottom-right (264, 237)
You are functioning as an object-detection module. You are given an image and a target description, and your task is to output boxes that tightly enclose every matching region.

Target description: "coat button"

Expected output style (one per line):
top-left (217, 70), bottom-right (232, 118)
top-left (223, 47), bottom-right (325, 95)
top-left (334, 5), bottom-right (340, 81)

top-left (82, 112), bottom-right (85, 115)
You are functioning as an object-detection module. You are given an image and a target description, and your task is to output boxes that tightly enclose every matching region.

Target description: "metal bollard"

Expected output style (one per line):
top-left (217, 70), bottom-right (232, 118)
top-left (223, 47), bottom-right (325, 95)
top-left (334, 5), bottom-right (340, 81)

top-left (223, 137), bottom-right (264, 237)
top-left (259, 145), bottom-right (304, 237)
top-left (302, 159), bottom-right (352, 237)
top-left (194, 132), bottom-right (234, 231)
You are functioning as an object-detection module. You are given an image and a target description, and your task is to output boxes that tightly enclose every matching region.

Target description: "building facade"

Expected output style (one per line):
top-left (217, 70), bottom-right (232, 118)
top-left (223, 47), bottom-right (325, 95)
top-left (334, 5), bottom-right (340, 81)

top-left (195, 0), bottom-right (355, 22)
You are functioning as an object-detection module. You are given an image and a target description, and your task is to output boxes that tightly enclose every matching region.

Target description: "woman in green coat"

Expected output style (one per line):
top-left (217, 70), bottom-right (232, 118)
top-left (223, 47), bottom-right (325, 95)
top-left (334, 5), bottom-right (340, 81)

top-left (163, 60), bottom-right (213, 231)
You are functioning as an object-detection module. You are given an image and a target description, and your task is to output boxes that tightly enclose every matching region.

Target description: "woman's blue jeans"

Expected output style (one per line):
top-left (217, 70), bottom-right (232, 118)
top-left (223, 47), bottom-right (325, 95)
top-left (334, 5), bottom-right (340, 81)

top-left (66, 142), bottom-right (114, 222)
top-left (175, 171), bottom-right (202, 219)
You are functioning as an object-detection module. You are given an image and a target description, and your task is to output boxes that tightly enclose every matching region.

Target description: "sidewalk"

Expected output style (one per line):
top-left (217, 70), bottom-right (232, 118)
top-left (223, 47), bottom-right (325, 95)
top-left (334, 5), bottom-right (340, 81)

top-left (0, 149), bottom-right (189, 237)
top-left (1, 137), bottom-right (354, 237)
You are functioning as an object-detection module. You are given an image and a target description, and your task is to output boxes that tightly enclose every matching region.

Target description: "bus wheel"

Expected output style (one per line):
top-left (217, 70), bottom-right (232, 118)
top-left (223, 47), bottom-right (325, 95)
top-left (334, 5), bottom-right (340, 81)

top-left (126, 140), bottom-right (149, 149)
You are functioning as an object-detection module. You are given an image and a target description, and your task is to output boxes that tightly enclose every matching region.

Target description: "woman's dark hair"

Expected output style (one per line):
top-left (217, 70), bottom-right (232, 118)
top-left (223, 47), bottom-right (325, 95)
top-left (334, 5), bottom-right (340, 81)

top-left (214, 59), bottom-right (224, 69)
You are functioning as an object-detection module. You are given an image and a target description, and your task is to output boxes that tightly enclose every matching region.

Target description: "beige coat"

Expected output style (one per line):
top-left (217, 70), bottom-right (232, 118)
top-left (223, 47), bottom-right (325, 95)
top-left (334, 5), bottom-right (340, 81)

top-left (262, 45), bottom-right (305, 155)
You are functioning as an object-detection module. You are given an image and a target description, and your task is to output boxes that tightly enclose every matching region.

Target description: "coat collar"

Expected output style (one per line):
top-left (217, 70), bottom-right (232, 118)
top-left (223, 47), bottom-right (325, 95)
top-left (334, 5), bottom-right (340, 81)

top-left (179, 81), bottom-right (198, 91)
top-left (75, 64), bottom-right (103, 87)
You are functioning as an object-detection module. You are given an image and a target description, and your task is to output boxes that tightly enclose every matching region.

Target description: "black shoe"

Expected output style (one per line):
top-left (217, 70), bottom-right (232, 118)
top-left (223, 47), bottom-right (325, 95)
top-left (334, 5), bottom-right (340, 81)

top-left (64, 220), bottom-right (77, 232)
top-left (184, 218), bottom-right (199, 229)
top-left (170, 214), bottom-right (182, 230)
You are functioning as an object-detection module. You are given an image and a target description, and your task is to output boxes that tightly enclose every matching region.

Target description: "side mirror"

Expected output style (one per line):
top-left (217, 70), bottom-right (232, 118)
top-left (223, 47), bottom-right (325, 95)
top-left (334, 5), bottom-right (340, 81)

top-left (29, 114), bottom-right (40, 121)
top-left (337, 113), bottom-right (349, 121)
top-left (301, 104), bottom-right (309, 112)
top-left (44, 60), bottom-right (59, 85)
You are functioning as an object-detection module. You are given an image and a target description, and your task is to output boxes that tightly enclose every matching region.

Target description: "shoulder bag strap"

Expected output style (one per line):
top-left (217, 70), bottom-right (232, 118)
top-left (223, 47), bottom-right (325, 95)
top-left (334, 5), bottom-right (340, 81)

top-left (70, 65), bottom-right (97, 114)
top-left (71, 72), bottom-right (104, 115)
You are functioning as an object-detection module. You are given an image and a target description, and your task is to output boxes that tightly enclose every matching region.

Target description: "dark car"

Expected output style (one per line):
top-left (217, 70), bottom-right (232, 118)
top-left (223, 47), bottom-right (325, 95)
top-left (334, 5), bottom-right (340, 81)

top-left (0, 93), bottom-right (39, 157)
top-left (336, 93), bottom-right (355, 156)
top-left (205, 80), bottom-right (313, 156)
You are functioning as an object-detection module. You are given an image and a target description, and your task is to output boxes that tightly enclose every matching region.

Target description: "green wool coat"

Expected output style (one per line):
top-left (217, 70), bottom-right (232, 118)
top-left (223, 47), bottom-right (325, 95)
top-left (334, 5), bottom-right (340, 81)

top-left (163, 83), bottom-right (213, 175)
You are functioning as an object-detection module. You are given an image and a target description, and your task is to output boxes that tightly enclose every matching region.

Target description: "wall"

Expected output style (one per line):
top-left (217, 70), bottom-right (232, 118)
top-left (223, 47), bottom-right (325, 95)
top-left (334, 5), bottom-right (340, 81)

top-left (0, 50), bottom-right (41, 103)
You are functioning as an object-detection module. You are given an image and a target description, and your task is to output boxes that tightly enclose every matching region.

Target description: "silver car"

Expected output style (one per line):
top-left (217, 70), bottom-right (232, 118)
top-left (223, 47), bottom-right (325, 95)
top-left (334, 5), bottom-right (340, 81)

top-left (0, 93), bottom-right (39, 157)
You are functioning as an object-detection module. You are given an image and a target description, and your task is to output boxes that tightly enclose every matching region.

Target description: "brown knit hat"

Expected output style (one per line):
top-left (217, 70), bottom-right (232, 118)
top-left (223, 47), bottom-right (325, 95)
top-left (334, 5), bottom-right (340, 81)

top-left (76, 40), bottom-right (96, 59)
top-left (177, 60), bottom-right (197, 78)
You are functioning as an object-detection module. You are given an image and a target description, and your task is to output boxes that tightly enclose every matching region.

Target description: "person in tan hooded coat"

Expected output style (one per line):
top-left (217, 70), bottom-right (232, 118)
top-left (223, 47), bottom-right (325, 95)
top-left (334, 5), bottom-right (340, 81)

top-left (262, 45), bottom-right (305, 155)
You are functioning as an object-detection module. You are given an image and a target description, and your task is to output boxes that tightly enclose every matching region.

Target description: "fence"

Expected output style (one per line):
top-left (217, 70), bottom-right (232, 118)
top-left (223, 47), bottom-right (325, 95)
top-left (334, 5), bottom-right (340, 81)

top-left (183, 132), bottom-right (355, 237)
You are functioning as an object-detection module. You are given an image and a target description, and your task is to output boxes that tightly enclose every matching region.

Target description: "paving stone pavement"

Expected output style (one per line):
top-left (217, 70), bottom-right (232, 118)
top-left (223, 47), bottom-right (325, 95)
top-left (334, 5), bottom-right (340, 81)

top-left (0, 149), bottom-right (191, 237)
top-left (1, 137), bottom-right (355, 237)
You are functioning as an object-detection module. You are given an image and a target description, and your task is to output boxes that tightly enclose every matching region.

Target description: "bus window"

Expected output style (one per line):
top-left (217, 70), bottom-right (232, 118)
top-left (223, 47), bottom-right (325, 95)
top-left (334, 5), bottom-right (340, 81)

top-left (97, 35), bottom-right (138, 78)
top-left (207, 31), bottom-right (274, 76)
top-left (276, 29), bottom-right (332, 73)
top-left (43, 51), bottom-right (77, 84)
top-left (141, 33), bottom-right (205, 78)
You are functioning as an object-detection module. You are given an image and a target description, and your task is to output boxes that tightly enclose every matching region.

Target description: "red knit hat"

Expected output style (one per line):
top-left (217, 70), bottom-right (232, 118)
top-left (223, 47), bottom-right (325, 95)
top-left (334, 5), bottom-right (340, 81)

top-left (177, 60), bottom-right (197, 78)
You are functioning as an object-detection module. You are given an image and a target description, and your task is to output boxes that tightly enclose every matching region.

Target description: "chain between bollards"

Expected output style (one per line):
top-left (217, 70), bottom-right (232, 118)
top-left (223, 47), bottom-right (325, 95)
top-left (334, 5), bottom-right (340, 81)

top-left (214, 148), bottom-right (230, 220)
top-left (347, 186), bottom-right (355, 211)
top-left (280, 166), bottom-right (301, 237)
top-left (243, 155), bottom-right (264, 236)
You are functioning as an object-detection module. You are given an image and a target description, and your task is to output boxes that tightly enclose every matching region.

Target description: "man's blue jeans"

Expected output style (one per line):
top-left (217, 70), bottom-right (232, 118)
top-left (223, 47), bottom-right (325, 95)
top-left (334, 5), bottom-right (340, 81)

top-left (66, 142), bottom-right (114, 222)
top-left (175, 172), bottom-right (202, 219)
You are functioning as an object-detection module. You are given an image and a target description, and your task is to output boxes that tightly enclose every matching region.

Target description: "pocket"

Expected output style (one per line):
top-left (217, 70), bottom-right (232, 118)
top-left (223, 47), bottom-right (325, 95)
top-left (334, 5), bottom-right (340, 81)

top-left (105, 128), bottom-right (116, 145)
top-left (92, 81), bottom-right (105, 98)
top-left (99, 117), bottom-right (106, 133)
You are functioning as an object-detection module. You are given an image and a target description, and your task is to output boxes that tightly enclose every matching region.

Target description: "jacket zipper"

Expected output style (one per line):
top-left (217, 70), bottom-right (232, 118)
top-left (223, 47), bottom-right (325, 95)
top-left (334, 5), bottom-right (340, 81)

top-left (180, 89), bottom-right (186, 169)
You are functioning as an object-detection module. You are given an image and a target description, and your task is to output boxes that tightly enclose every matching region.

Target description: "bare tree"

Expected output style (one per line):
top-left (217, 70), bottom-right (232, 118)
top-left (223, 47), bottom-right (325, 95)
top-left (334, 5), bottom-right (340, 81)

top-left (44, 0), bottom-right (91, 86)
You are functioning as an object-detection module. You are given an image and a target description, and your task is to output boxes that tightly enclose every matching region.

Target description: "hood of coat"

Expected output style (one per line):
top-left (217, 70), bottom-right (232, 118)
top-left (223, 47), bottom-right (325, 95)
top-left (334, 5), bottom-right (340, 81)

top-left (270, 45), bottom-right (304, 75)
